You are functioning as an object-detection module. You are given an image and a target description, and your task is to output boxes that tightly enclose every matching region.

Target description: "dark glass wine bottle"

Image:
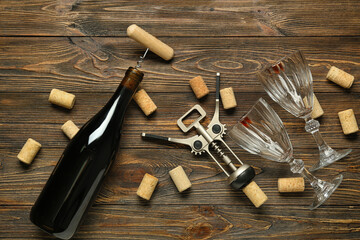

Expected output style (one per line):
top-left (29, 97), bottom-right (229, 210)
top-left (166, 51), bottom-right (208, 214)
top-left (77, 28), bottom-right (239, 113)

top-left (30, 67), bottom-right (144, 239)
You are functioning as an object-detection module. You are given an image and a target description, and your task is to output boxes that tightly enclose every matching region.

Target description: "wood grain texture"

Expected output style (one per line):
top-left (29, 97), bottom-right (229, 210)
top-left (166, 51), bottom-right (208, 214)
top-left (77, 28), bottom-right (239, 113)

top-left (1, 205), bottom-right (360, 239)
top-left (1, 92), bottom-right (359, 149)
top-left (0, 37), bottom-right (359, 93)
top-left (0, 0), bottom-right (359, 37)
top-left (1, 0), bottom-right (360, 239)
top-left (1, 147), bottom-right (359, 206)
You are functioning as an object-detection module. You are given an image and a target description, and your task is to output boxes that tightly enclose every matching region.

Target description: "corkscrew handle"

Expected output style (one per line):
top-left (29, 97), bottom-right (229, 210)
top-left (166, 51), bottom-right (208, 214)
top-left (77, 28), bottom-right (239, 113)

top-left (208, 73), bottom-right (225, 137)
top-left (141, 133), bottom-right (169, 142)
top-left (141, 133), bottom-right (195, 148)
top-left (216, 72), bottom-right (220, 100)
top-left (127, 24), bottom-right (174, 61)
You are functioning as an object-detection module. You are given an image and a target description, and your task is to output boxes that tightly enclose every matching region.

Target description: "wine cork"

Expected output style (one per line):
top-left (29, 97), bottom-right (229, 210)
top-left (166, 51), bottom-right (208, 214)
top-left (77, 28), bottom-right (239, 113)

top-left (17, 138), bottom-right (42, 165)
top-left (169, 166), bottom-right (192, 192)
top-left (278, 177), bottom-right (305, 193)
top-left (311, 94), bottom-right (324, 119)
top-left (189, 76), bottom-right (209, 99)
top-left (220, 87), bottom-right (237, 109)
top-left (49, 89), bottom-right (76, 109)
top-left (133, 89), bottom-right (157, 116)
top-left (242, 181), bottom-right (268, 208)
top-left (137, 173), bottom-right (158, 200)
top-left (338, 109), bottom-right (359, 135)
top-left (61, 120), bottom-right (80, 139)
top-left (326, 66), bottom-right (354, 88)
top-left (303, 94), bottom-right (324, 119)
top-left (127, 24), bottom-right (174, 61)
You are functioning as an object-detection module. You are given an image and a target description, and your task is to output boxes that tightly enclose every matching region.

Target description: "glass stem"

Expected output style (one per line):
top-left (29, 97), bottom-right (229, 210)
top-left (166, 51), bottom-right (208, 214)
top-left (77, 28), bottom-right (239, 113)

top-left (304, 117), bottom-right (333, 159)
top-left (288, 158), bottom-right (324, 194)
top-left (299, 168), bottom-right (323, 193)
top-left (288, 158), bottom-right (343, 210)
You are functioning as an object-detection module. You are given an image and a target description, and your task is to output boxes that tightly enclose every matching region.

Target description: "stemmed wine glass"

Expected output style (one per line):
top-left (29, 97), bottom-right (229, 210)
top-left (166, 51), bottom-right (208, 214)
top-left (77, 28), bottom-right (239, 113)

top-left (228, 98), bottom-right (343, 210)
top-left (257, 50), bottom-right (351, 171)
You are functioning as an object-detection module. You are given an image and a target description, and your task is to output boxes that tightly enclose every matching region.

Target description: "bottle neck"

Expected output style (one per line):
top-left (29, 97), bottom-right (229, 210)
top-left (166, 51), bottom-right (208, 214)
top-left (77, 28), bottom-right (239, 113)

top-left (120, 67), bottom-right (144, 92)
top-left (109, 67), bottom-right (143, 106)
top-left (111, 66), bottom-right (143, 114)
top-left (86, 67), bottom-right (144, 144)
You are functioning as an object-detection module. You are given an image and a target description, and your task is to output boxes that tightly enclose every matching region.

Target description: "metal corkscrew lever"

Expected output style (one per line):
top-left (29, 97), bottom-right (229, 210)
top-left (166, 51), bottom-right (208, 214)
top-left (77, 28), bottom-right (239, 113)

top-left (142, 73), bottom-right (257, 191)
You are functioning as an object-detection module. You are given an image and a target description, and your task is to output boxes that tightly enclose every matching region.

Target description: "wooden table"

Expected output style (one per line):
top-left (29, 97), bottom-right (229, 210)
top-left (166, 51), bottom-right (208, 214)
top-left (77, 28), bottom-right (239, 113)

top-left (1, 0), bottom-right (360, 239)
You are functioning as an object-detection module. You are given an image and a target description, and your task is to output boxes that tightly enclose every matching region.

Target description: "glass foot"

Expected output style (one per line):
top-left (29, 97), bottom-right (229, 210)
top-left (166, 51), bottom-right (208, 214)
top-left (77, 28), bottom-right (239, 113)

top-left (309, 174), bottom-right (343, 210)
top-left (309, 149), bottom-right (352, 172)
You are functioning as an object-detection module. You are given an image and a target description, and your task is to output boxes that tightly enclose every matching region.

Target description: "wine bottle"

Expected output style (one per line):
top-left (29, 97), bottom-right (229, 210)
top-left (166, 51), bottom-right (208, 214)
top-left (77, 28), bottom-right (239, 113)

top-left (30, 67), bottom-right (144, 239)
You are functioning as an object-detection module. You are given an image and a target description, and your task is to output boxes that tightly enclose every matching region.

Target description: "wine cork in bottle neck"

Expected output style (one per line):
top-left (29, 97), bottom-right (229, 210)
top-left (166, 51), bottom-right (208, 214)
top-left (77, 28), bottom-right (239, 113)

top-left (121, 67), bottom-right (144, 91)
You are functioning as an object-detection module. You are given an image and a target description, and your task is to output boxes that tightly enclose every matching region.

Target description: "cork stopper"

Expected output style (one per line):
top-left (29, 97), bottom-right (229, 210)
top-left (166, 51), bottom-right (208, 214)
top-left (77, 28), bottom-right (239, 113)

top-left (242, 181), bottom-right (268, 208)
top-left (61, 120), bottom-right (80, 139)
top-left (133, 89), bottom-right (157, 116)
top-left (220, 87), bottom-right (237, 109)
top-left (17, 138), bottom-right (42, 165)
top-left (303, 94), bottom-right (324, 119)
top-left (311, 94), bottom-right (324, 119)
top-left (49, 89), bottom-right (76, 109)
top-left (137, 173), bottom-right (158, 200)
top-left (169, 166), bottom-right (192, 192)
top-left (338, 109), bottom-right (359, 135)
top-left (326, 66), bottom-right (354, 88)
top-left (189, 76), bottom-right (209, 99)
top-left (278, 177), bottom-right (305, 193)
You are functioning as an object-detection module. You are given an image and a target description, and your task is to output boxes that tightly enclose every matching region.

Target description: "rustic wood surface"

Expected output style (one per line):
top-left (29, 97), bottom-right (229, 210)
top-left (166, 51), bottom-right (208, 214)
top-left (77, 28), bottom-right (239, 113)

top-left (1, 0), bottom-right (359, 239)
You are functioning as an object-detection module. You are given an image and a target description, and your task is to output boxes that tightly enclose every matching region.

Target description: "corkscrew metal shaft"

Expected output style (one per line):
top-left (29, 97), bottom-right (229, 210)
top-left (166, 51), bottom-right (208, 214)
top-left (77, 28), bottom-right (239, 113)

top-left (142, 73), bottom-right (256, 190)
top-left (135, 48), bottom-right (149, 69)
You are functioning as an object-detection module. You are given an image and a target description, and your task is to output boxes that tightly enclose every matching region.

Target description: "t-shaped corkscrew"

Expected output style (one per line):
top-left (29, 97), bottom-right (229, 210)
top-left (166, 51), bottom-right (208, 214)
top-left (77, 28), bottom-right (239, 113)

top-left (142, 73), bottom-right (268, 207)
top-left (127, 24), bottom-right (175, 69)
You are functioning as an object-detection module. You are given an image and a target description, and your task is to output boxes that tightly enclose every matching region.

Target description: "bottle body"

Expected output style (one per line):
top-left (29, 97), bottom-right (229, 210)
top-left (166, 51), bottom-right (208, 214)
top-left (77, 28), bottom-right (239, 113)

top-left (30, 67), bottom-right (143, 239)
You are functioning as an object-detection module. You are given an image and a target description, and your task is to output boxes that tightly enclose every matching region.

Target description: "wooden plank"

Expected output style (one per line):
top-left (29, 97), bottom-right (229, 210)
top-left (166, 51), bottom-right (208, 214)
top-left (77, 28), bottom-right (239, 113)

top-left (0, 92), bottom-right (359, 149)
top-left (1, 0), bottom-right (359, 238)
top-left (0, 37), bottom-right (359, 93)
top-left (0, 0), bottom-right (359, 37)
top-left (1, 147), bottom-right (359, 206)
top-left (1, 205), bottom-right (359, 239)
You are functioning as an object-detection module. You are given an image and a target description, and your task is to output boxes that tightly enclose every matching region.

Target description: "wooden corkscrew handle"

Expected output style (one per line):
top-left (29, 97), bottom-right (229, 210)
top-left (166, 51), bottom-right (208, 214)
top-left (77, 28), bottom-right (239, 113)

top-left (127, 24), bottom-right (174, 61)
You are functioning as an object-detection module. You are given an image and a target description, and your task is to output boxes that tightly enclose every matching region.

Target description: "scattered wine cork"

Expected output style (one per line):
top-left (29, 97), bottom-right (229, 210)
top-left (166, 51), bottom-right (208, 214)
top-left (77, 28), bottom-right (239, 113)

top-left (61, 120), bottom-right (80, 139)
top-left (303, 94), bottom-right (324, 119)
top-left (17, 138), bottom-right (42, 165)
top-left (49, 89), bottom-right (76, 109)
top-left (189, 76), bottom-right (209, 99)
top-left (137, 173), bottom-right (158, 200)
top-left (278, 177), bottom-right (305, 193)
top-left (311, 94), bottom-right (324, 119)
top-left (133, 89), bottom-right (157, 116)
top-left (338, 109), bottom-right (359, 135)
top-left (326, 66), bottom-right (354, 88)
top-left (220, 87), bottom-right (237, 109)
top-left (242, 181), bottom-right (268, 208)
top-left (169, 166), bottom-right (192, 192)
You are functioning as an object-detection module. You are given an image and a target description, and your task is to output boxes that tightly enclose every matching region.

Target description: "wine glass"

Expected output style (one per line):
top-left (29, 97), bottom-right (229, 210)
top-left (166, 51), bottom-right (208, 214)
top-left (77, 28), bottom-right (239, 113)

top-left (257, 50), bottom-right (351, 171)
top-left (228, 98), bottom-right (343, 210)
